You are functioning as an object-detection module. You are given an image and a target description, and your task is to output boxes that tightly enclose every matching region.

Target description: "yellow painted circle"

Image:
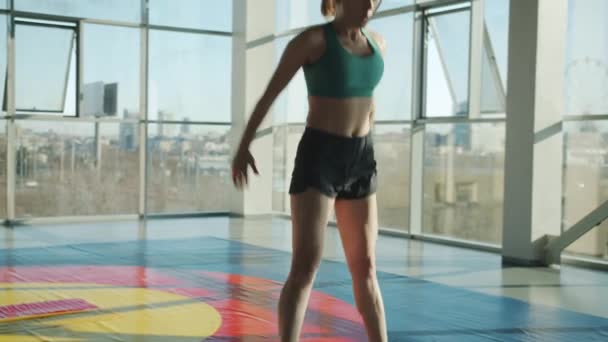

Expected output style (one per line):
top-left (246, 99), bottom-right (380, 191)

top-left (0, 282), bottom-right (222, 341)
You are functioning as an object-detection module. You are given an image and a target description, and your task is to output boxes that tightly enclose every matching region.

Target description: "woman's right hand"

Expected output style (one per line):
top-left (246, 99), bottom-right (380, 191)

top-left (231, 149), bottom-right (259, 190)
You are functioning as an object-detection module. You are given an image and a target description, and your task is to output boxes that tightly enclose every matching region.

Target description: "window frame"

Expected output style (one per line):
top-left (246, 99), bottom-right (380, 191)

top-left (12, 17), bottom-right (79, 116)
top-left (421, 4), bottom-right (473, 119)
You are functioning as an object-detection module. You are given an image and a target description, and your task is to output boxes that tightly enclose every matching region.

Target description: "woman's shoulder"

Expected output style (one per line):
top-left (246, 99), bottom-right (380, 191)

top-left (365, 29), bottom-right (387, 55)
top-left (291, 23), bottom-right (328, 48)
top-left (287, 24), bottom-right (329, 62)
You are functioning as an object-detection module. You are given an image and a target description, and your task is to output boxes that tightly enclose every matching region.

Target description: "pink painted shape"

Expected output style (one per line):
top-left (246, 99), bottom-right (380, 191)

top-left (164, 287), bottom-right (215, 298)
top-left (0, 298), bottom-right (98, 320)
top-left (0, 266), bottom-right (182, 286)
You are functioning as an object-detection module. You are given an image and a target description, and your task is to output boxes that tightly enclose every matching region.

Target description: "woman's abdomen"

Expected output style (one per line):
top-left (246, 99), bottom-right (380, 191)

top-left (306, 96), bottom-right (374, 137)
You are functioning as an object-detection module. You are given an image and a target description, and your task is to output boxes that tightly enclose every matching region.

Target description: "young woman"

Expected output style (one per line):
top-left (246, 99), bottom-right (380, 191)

top-left (232, 0), bottom-right (388, 341)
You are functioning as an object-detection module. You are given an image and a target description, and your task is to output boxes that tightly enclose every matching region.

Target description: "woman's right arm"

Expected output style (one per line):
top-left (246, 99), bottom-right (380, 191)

top-left (232, 28), bottom-right (322, 188)
top-left (235, 30), bottom-right (319, 155)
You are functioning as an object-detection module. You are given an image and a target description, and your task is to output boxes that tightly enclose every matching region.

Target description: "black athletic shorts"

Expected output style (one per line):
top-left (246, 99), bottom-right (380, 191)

top-left (288, 126), bottom-right (377, 199)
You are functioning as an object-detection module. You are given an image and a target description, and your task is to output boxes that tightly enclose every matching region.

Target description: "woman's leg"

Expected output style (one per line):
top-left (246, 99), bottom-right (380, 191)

top-left (334, 194), bottom-right (387, 342)
top-left (278, 188), bottom-right (334, 342)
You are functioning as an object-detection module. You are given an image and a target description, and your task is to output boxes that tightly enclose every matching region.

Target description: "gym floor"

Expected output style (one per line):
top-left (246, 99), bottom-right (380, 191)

top-left (1, 217), bottom-right (607, 341)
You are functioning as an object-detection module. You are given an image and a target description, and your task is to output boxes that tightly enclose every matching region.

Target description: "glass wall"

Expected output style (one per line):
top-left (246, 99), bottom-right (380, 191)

top-left (424, 6), bottom-right (471, 117)
top-left (423, 123), bottom-right (505, 244)
top-left (272, 35), bottom-right (308, 125)
top-left (15, 22), bottom-right (76, 115)
top-left (272, 125), bottom-right (306, 214)
top-left (275, 0), bottom-right (414, 32)
top-left (375, 124), bottom-right (411, 231)
top-left (368, 12), bottom-right (414, 232)
top-left (368, 13), bottom-right (414, 121)
top-left (561, 0), bottom-right (608, 260)
top-left (563, 121), bottom-right (608, 260)
top-left (0, 120), bottom-right (5, 218)
top-left (147, 24), bottom-right (233, 214)
top-left (148, 30), bottom-right (232, 123)
top-left (14, 120), bottom-right (139, 217)
top-left (150, 0), bottom-right (232, 32)
top-left (82, 23), bottom-right (140, 119)
top-left (147, 124), bottom-right (232, 214)
top-left (564, 0), bottom-right (608, 116)
top-left (0, 15), bottom-right (7, 218)
top-left (4, 1), bottom-right (233, 219)
top-left (382, 0), bottom-right (415, 10)
top-left (5, 0), bottom-right (606, 264)
top-left (275, 1), bottom-right (326, 32)
top-left (272, 124), bottom-right (287, 213)
top-left (15, 0), bottom-right (141, 23)
top-left (0, 14), bottom-right (5, 115)
top-left (481, 0), bottom-right (509, 115)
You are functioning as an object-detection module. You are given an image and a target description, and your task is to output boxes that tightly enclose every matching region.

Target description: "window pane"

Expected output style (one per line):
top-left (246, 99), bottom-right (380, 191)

top-left (563, 121), bottom-right (608, 260)
top-left (147, 124), bottom-right (232, 213)
top-left (480, 47), bottom-right (504, 114)
top-left (368, 13), bottom-right (414, 120)
top-left (0, 15), bottom-right (6, 115)
top-left (0, 120), bottom-right (5, 218)
top-left (273, 124), bottom-right (306, 213)
top-left (16, 0), bottom-right (141, 23)
top-left (149, 31), bottom-right (231, 123)
top-left (380, 0), bottom-right (414, 10)
top-left (565, 0), bottom-right (608, 116)
top-left (150, 0), bottom-right (232, 32)
top-left (16, 24), bottom-right (76, 114)
top-left (423, 123), bottom-right (505, 244)
top-left (15, 120), bottom-right (139, 217)
top-left (273, 125), bottom-right (287, 212)
top-left (82, 24), bottom-right (140, 119)
top-left (272, 37), bottom-right (288, 125)
top-left (481, 0), bottom-right (509, 115)
top-left (276, 1), bottom-right (407, 32)
top-left (375, 123), bottom-right (410, 231)
top-left (425, 10), bottom-right (471, 117)
top-left (565, 226), bottom-right (608, 260)
top-left (276, 1), bottom-right (326, 32)
top-left (273, 35), bottom-right (307, 124)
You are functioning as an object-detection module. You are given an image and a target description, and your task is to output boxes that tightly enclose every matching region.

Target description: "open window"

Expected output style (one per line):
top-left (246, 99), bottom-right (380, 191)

top-left (480, 0), bottom-right (510, 116)
top-left (423, 4), bottom-right (472, 118)
top-left (12, 18), bottom-right (78, 116)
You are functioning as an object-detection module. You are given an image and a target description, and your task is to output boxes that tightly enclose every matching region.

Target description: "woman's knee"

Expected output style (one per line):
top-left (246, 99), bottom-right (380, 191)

top-left (349, 256), bottom-right (376, 281)
top-left (289, 257), bottom-right (322, 285)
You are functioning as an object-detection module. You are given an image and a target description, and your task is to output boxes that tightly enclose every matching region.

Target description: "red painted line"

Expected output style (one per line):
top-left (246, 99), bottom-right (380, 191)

top-left (0, 298), bottom-right (98, 322)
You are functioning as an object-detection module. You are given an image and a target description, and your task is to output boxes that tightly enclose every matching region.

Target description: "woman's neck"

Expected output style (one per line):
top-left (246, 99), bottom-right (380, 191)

top-left (332, 17), bottom-right (363, 41)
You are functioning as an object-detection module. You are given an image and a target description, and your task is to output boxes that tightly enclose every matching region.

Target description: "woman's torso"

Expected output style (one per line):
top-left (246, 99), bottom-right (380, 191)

top-left (306, 97), bottom-right (373, 137)
top-left (302, 22), bottom-right (384, 138)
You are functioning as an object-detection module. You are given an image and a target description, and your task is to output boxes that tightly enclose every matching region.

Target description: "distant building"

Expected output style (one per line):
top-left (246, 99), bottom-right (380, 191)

top-left (157, 111), bottom-right (176, 137)
top-left (180, 117), bottom-right (191, 135)
top-left (119, 110), bottom-right (139, 151)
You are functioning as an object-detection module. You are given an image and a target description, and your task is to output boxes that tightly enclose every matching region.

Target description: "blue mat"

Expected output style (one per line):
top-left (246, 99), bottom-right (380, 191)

top-left (1, 236), bottom-right (607, 341)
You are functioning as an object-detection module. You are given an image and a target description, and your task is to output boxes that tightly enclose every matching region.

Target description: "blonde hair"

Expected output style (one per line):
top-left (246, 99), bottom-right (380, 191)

top-left (321, 0), bottom-right (335, 17)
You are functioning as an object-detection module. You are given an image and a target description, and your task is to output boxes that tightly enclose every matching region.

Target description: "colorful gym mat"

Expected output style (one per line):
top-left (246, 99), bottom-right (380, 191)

top-left (1, 235), bottom-right (607, 341)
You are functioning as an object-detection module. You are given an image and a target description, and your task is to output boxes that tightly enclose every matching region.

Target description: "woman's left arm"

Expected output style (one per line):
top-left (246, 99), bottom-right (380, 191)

top-left (369, 31), bottom-right (386, 131)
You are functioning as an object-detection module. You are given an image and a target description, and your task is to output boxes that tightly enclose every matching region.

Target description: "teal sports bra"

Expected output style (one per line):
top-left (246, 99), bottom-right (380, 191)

top-left (303, 22), bottom-right (384, 98)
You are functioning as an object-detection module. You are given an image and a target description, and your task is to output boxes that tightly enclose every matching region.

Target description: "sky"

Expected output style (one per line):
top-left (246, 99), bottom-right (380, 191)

top-left (3, 0), bottom-right (608, 135)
